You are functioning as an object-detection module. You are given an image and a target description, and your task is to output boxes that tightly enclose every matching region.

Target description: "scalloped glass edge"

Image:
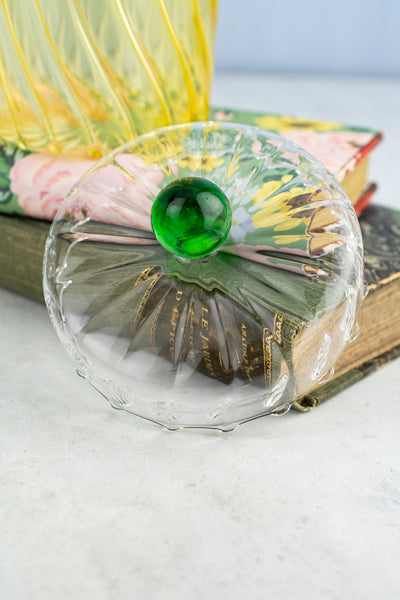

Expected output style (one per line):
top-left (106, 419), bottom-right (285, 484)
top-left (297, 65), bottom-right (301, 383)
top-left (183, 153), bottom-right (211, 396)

top-left (43, 121), bottom-right (364, 431)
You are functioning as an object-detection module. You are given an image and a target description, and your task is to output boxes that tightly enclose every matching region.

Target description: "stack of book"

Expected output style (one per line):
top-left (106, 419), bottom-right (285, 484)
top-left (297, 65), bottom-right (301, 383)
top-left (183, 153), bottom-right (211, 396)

top-left (1, 108), bottom-right (398, 411)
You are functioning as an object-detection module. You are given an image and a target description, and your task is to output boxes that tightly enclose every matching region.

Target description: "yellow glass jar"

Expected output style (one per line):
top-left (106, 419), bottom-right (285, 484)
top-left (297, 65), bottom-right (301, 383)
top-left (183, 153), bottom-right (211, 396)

top-left (0, 0), bottom-right (217, 157)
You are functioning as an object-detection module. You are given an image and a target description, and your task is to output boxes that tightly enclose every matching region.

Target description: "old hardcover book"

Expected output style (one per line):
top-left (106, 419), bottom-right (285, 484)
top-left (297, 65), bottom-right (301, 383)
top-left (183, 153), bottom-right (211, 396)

top-left (294, 344), bottom-right (400, 411)
top-left (1, 204), bottom-right (399, 406)
top-left (294, 204), bottom-right (400, 409)
top-left (0, 215), bottom-right (49, 303)
top-left (0, 109), bottom-right (382, 220)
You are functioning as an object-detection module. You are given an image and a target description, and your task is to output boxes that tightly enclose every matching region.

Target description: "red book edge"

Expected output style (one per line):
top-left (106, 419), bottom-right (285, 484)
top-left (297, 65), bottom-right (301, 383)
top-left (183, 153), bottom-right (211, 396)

top-left (337, 132), bottom-right (383, 181)
top-left (354, 182), bottom-right (378, 215)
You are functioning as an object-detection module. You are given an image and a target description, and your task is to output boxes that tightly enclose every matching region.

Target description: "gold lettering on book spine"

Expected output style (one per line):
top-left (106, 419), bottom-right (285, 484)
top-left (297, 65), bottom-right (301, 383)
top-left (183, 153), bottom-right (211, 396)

top-left (188, 303), bottom-right (195, 364)
top-left (263, 329), bottom-right (272, 387)
top-left (132, 268), bottom-right (161, 333)
top-left (273, 313), bottom-right (284, 345)
top-left (263, 314), bottom-right (284, 386)
top-left (241, 322), bottom-right (254, 383)
top-left (169, 289), bottom-right (183, 363)
top-left (199, 306), bottom-right (216, 377)
top-left (134, 265), bottom-right (158, 287)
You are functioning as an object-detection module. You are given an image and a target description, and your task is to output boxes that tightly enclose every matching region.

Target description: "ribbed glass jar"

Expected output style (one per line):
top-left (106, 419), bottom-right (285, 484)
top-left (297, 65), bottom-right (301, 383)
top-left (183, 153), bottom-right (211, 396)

top-left (0, 0), bottom-right (217, 157)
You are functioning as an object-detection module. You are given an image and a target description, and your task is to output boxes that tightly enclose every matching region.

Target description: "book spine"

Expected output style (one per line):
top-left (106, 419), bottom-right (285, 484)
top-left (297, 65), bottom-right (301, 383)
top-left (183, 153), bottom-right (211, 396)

top-left (123, 265), bottom-right (291, 388)
top-left (0, 214), bottom-right (49, 303)
top-left (294, 344), bottom-right (400, 411)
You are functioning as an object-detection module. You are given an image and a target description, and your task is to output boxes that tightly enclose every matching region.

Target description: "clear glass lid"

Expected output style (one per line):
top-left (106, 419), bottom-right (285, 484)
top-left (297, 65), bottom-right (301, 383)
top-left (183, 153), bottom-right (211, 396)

top-left (44, 122), bottom-right (363, 430)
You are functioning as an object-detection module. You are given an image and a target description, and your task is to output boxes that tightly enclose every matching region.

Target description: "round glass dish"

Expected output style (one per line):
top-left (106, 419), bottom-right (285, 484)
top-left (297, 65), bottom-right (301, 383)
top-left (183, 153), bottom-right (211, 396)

top-left (43, 122), bottom-right (364, 430)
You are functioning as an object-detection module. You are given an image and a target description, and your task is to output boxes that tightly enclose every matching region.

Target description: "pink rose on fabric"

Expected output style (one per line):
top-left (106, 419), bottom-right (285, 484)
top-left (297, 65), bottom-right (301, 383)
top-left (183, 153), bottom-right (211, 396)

top-left (282, 130), bottom-right (373, 175)
top-left (10, 153), bottom-right (164, 227)
top-left (10, 154), bottom-right (96, 220)
top-left (71, 154), bottom-right (164, 231)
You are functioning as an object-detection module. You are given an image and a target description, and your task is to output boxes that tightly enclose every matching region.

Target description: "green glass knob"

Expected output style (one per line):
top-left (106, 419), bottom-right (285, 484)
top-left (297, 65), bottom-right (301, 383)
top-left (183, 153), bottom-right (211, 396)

top-left (151, 177), bottom-right (232, 259)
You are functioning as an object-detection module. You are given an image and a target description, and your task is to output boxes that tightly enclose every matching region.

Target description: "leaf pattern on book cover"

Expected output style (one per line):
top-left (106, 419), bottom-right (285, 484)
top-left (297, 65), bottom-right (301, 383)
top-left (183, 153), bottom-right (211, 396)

top-left (0, 144), bottom-right (29, 209)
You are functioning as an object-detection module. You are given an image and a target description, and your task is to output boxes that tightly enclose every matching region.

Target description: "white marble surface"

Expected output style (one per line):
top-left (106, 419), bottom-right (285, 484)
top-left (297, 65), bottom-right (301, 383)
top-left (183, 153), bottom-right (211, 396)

top-left (1, 75), bottom-right (400, 600)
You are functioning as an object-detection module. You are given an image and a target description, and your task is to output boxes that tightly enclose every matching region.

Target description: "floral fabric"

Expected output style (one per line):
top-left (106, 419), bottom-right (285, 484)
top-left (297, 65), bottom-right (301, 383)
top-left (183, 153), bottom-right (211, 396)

top-left (0, 107), bottom-right (381, 221)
